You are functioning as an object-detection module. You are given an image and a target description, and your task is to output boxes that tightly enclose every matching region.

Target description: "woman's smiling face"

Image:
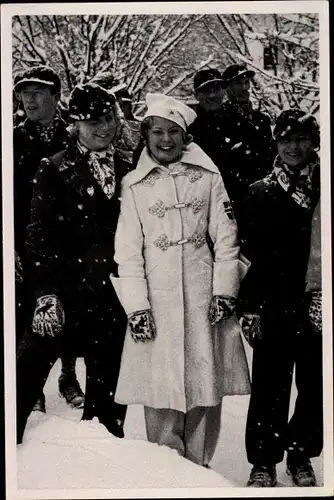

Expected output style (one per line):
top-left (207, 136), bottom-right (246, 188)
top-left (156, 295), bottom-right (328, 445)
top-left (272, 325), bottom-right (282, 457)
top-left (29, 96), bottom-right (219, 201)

top-left (277, 131), bottom-right (314, 170)
top-left (147, 116), bottom-right (185, 165)
top-left (77, 111), bottom-right (117, 151)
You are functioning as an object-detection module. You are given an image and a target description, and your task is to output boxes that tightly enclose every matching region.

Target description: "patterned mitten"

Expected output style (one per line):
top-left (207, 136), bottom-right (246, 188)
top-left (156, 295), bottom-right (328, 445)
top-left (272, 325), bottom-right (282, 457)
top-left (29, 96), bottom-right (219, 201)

top-left (32, 295), bottom-right (65, 337)
top-left (309, 291), bottom-right (322, 334)
top-left (15, 251), bottom-right (24, 284)
top-left (240, 313), bottom-right (262, 348)
top-left (128, 309), bottom-right (157, 343)
top-left (209, 295), bottom-right (236, 326)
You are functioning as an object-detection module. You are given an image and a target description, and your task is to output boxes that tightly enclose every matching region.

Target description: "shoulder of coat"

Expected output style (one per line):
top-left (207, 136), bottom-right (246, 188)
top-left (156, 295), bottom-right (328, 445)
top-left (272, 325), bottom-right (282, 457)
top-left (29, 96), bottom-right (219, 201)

top-left (120, 170), bottom-right (135, 189)
top-left (45, 149), bottom-right (67, 171)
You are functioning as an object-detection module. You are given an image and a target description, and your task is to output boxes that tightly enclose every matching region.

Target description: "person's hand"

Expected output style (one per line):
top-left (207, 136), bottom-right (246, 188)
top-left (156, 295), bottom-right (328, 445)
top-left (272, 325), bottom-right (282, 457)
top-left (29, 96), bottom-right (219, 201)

top-left (32, 295), bottom-right (65, 337)
top-left (128, 309), bottom-right (156, 343)
top-left (209, 295), bottom-right (236, 326)
top-left (309, 291), bottom-right (322, 334)
top-left (15, 251), bottom-right (24, 284)
top-left (240, 313), bottom-right (262, 348)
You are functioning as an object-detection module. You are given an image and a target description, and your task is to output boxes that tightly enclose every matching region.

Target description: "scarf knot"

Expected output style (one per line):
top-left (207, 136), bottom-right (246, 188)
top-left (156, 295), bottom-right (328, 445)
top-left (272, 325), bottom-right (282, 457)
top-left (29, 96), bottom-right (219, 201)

top-left (77, 142), bottom-right (116, 199)
top-left (273, 154), bottom-right (319, 210)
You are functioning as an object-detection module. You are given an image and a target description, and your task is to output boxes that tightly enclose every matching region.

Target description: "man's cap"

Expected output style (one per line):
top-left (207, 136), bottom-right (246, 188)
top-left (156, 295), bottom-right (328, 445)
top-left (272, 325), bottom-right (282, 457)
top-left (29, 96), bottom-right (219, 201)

top-left (14, 65), bottom-right (61, 94)
top-left (273, 109), bottom-right (320, 143)
top-left (68, 82), bottom-right (116, 121)
top-left (193, 68), bottom-right (223, 92)
top-left (222, 64), bottom-right (255, 87)
top-left (144, 93), bottom-right (197, 131)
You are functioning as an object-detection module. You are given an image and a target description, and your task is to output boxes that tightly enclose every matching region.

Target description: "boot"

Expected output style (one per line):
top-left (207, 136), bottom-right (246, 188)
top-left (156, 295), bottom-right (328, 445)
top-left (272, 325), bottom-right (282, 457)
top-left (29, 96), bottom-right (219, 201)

top-left (58, 356), bottom-right (84, 408)
top-left (247, 464), bottom-right (277, 487)
top-left (286, 453), bottom-right (316, 487)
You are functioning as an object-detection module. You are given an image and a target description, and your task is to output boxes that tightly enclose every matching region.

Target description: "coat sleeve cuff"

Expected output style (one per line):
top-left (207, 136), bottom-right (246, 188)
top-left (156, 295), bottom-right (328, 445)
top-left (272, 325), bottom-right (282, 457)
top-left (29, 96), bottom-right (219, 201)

top-left (110, 276), bottom-right (150, 316)
top-left (213, 254), bottom-right (251, 298)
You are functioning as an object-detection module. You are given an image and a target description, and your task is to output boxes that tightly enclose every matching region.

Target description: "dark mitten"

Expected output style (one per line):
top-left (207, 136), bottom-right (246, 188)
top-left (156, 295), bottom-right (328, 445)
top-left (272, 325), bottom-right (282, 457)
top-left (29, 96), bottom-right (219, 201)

top-left (209, 295), bottom-right (236, 326)
top-left (128, 309), bottom-right (157, 343)
top-left (32, 294), bottom-right (65, 337)
top-left (309, 291), bottom-right (322, 334)
top-left (240, 313), bottom-right (262, 348)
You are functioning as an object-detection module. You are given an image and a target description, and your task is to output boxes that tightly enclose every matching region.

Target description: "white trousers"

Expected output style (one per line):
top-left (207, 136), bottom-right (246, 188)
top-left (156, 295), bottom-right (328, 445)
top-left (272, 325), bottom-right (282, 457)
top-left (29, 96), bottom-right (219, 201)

top-left (144, 403), bottom-right (222, 466)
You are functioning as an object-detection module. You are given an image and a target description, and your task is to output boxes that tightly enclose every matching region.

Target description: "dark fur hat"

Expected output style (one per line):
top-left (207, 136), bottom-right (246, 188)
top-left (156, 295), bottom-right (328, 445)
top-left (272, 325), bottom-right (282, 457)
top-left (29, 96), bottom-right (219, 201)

top-left (273, 109), bottom-right (320, 148)
top-left (68, 82), bottom-right (116, 121)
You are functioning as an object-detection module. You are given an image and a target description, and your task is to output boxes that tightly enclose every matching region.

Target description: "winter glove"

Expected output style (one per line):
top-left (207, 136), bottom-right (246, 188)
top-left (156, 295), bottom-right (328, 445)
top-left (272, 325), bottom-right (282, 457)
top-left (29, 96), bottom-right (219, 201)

top-left (209, 295), bottom-right (236, 326)
top-left (128, 309), bottom-right (157, 343)
top-left (309, 290), bottom-right (322, 334)
top-left (32, 294), bottom-right (65, 338)
top-left (15, 251), bottom-right (24, 284)
top-left (240, 313), bottom-right (262, 348)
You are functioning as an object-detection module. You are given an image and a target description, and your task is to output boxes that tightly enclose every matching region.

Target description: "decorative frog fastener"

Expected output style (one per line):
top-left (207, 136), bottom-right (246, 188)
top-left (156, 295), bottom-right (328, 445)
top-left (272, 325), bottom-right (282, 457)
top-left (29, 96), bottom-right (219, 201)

top-left (141, 170), bottom-right (163, 187)
top-left (149, 198), bottom-right (205, 218)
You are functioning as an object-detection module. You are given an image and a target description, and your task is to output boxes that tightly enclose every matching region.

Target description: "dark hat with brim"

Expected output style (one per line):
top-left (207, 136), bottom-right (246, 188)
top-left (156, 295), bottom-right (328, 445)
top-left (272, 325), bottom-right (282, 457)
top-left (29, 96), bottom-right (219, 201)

top-left (222, 64), bottom-right (255, 87)
top-left (68, 83), bottom-right (116, 121)
top-left (194, 68), bottom-right (223, 91)
top-left (14, 65), bottom-right (61, 94)
top-left (114, 87), bottom-right (132, 102)
top-left (273, 109), bottom-right (320, 142)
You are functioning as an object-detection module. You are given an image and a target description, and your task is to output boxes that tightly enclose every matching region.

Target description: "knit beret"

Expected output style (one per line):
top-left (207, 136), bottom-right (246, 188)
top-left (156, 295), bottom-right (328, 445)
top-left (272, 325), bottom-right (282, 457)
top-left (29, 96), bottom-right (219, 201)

top-left (144, 93), bottom-right (197, 131)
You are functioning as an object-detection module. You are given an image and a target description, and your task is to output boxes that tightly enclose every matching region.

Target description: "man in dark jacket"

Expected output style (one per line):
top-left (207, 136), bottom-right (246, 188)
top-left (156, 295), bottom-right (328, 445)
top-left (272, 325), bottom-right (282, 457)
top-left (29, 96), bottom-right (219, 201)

top-left (238, 110), bottom-right (322, 488)
top-left (189, 65), bottom-right (274, 219)
top-left (16, 83), bottom-right (131, 444)
top-left (14, 66), bottom-right (84, 410)
top-left (188, 67), bottom-right (226, 168)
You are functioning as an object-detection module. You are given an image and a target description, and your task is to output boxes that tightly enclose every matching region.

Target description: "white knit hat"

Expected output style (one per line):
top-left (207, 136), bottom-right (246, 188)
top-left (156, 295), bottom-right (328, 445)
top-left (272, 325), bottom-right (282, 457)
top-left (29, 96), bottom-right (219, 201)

top-left (144, 93), bottom-right (197, 131)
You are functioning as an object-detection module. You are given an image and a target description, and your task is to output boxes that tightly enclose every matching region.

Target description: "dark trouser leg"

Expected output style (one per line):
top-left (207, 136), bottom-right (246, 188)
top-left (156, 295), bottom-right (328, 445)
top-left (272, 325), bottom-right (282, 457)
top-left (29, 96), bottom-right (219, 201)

top-left (246, 316), bottom-right (295, 465)
top-left (16, 329), bottom-right (59, 444)
top-left (81, 311), bottom-right (127, 436)
top-left (59, 355), bottom-right (76, 377)
top-left (286, 323), bottom-right (323, 459)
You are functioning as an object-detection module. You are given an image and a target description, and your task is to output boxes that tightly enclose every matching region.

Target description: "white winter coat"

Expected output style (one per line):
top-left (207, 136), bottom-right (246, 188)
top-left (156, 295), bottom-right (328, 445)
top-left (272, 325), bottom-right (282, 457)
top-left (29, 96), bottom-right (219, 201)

top-left (111, 142), bottom-right (251, 413)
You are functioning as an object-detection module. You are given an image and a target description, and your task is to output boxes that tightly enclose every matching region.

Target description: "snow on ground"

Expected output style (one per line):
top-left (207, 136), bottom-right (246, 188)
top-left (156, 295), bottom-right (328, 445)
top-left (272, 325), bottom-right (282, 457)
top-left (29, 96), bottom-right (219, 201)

top-left (17, 340), bottom-right (323, 489)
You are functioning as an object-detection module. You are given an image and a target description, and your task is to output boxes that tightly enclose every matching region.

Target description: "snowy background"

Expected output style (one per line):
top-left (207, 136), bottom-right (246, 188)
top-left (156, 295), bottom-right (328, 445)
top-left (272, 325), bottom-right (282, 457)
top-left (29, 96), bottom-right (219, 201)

top-left (12, 13), bottom-right (319, 121)
top-left (17, 341), bottom-right (323, 490)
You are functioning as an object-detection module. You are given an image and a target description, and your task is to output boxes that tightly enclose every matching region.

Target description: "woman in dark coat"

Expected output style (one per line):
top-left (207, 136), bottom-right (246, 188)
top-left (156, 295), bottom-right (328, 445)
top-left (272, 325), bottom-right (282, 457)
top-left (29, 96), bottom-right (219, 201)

top-left (238, 110), bottom-right (322, 487)
top-left (16, 83), bottom-right (132, 444)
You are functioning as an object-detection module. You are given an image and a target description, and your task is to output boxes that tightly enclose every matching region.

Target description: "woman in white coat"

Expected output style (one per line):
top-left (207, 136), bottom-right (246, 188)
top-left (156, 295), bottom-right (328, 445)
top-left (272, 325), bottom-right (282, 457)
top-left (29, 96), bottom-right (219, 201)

top-left (111, 94), bottom-right (251, 467)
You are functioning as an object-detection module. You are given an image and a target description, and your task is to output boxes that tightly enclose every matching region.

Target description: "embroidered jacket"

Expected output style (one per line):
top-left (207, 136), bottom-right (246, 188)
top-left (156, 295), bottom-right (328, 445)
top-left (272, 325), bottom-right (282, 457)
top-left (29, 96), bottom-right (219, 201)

top-left (26, 140), bottom-right (132, 304)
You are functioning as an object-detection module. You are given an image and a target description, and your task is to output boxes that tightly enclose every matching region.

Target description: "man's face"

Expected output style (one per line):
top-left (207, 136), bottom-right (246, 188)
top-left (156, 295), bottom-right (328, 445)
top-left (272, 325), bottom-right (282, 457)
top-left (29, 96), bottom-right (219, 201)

top-left (277, 131), bottom-right (314, 170)
top-left (226, 75), bottom-right (251, 103)
top-left (19, 83), bottom-right (59, 124)
top-left (77, 111), bottom-right (117, 151)
top-left (195, 81), bottom-right (225, 112)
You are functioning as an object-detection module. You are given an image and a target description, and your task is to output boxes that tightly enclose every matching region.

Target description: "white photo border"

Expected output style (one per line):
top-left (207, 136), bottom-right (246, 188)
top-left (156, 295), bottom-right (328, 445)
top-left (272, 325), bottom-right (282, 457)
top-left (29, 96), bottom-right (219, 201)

top-left (2, 2), bottom-right (332, 498)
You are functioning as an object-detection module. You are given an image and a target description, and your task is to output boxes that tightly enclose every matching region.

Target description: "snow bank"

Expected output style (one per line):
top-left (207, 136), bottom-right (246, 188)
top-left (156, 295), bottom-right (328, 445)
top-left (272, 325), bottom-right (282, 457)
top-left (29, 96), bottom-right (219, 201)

top-left (17, 414), bottom-right (234, 489)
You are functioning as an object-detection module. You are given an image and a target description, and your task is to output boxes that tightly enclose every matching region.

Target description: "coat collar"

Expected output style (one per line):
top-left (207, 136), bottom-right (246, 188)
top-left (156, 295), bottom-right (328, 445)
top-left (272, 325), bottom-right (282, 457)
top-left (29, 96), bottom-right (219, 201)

top-left (128, 141), bottom-right (219, 186)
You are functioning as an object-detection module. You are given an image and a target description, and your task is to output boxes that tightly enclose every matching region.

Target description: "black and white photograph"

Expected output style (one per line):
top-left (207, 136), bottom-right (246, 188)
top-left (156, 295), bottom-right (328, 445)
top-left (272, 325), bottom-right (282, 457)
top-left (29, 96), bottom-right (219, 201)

top-left (1, 1), bottom-right (333, 498)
